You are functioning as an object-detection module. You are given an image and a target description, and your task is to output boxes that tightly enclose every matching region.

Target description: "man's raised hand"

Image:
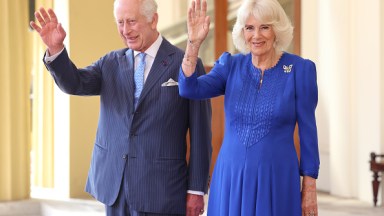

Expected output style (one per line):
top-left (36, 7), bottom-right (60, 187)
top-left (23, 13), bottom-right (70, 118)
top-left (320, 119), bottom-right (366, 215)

top-left (30, 7), bottom-right (66, 55)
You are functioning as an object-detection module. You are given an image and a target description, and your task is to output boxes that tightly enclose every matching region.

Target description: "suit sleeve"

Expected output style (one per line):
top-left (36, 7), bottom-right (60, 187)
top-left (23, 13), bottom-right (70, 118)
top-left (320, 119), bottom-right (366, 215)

top-left (296, 59), bottom-right (320, 179)
top-left (44, 48), bottom-right (102, 95)
top-left (187, 58), bottom-right (213, 193)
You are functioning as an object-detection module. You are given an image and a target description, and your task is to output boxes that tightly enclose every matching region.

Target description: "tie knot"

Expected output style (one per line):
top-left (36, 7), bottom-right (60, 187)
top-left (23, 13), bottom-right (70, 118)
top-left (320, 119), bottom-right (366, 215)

top-left (138, 52), bottom-right (146, 62)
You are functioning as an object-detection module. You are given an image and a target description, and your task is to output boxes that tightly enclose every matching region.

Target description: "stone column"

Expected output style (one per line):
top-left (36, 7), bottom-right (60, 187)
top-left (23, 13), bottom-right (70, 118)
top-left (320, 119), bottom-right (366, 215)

top-left (0, 0), bottom-right (31, 201)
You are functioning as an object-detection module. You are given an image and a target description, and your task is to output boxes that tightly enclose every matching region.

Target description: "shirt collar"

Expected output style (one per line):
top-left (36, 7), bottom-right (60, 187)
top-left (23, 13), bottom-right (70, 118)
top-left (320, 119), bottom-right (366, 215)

top-left (133, 34), bottom-right (163, 58)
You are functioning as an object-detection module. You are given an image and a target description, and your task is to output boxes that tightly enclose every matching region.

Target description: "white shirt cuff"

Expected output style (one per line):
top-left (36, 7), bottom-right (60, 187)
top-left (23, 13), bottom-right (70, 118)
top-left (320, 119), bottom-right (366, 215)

top-left (44, 47), bottom-right (65, 63)
top-left (187, 190), bottom-right (204, 196)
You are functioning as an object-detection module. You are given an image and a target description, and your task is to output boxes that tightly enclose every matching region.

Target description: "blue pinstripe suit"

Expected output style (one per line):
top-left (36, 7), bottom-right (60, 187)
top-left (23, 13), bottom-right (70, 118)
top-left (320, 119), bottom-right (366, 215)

top-left (44, 38), bottom-right (212, 214)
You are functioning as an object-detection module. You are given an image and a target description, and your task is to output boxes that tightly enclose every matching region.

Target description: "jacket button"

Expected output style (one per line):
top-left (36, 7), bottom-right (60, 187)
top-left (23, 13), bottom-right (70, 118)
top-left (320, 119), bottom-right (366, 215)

top-left (122, 154), bottom-right (127, 160)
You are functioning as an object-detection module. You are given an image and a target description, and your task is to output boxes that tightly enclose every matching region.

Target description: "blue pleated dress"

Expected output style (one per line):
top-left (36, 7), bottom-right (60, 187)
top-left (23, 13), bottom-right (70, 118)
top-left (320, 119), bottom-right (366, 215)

top-left (179, 52), bottom-right (320, 216)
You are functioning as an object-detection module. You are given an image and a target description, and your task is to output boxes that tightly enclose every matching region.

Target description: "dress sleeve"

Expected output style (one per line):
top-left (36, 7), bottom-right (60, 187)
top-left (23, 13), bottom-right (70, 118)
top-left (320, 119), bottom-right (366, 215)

top-left (178, 52), bottom-right (232, 99)
top-left (296, 59), bottom-right (320, 179)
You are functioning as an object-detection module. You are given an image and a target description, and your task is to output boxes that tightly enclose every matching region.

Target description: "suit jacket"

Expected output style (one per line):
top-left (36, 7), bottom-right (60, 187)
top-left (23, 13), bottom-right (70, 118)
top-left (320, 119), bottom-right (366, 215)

top-left (44, 38), bottom-right (212, 214)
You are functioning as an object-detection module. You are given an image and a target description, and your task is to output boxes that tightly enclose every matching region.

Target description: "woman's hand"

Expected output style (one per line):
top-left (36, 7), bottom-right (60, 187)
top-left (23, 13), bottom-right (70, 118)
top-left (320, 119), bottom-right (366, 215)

top-left (187, 0), bottom-right (210, 48)
top-left (30, 7), bottom-right (66, 55)
top-left (301, 176), bottom-right (318, 216)
top-left (182, 0), bottom-right (210, 77)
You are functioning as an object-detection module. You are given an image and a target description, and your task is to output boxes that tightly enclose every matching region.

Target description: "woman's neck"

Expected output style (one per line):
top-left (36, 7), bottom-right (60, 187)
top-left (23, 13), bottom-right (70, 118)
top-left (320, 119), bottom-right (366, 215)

top-left (252, 50), bottom-right (282, 72)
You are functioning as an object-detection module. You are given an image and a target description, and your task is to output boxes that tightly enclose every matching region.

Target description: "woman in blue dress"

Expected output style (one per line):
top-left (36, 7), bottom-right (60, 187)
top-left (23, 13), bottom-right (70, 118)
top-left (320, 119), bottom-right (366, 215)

top-left (179, 0), bottom-right (320, 215)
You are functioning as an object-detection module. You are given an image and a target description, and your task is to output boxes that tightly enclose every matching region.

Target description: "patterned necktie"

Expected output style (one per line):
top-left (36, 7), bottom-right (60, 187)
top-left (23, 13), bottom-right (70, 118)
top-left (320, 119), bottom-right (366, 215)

top-left (134, 52), bottom-right (146, 108)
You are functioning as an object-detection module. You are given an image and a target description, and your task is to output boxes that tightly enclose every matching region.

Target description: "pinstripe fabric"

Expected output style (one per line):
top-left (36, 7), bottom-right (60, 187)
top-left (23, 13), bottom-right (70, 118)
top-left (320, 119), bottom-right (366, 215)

top-left (44, 38), bottom-right (212, 214)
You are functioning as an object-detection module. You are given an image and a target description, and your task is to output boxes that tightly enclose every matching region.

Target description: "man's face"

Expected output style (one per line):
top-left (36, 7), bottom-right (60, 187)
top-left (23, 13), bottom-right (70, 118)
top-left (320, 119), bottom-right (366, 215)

top-left (114, 0), bottom-right (158, 52)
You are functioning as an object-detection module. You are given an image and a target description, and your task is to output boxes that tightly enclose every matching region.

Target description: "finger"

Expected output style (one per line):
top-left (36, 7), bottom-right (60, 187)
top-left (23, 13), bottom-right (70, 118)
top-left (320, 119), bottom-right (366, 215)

top-left (29, 21), bottom-right (41, 33)
top-left (47, 8), bottom-right (58, 23)
top-left (186, 205), bottom-right (202, 216)
top-left (57, 23), bottom-right (66, 36)
top-left (304, 209), bottom-right (317, 216)
top-left (196, 0), bottom-right (201, 17)
top-left (190, 1), bottom-right (196, 21)
top-left (192, 208), bottom-right (200, 216)
top-left (186, 208), bottom-right (193, 216)
top-left (188, 5), bottom-right (193, 22)
top-left (204, 16), bottom-right (210, 31)
top-left (39, 7), bottom-right (51, 23)
top-left (35, 11), bottom-right (46, 27)
top-left (201, 0), bottom-right (207, 18)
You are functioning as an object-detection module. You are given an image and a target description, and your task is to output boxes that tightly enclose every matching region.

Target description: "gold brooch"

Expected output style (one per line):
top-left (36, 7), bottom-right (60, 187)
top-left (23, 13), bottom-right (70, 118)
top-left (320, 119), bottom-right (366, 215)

top-left (283, 64), bottom-right (293, 73)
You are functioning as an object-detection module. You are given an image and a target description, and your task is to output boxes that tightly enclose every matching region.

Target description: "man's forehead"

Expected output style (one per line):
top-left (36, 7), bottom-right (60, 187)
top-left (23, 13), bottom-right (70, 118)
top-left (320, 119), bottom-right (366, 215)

top-left (114, 1), bottom-right (141, 18)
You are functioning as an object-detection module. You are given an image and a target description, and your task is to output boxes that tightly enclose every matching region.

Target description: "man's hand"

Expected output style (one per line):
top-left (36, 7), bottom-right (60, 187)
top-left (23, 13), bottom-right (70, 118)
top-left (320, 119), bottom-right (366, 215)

top-left (30, 7), bottom-right (66, 55)
top-left (186, 194), bottom-right (205, 216)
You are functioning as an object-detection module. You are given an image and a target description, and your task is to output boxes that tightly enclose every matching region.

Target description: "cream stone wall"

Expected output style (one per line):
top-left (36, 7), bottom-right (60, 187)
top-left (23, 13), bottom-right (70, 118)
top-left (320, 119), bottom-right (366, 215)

top-left (302, 0), bottom-right (384, 205)
top-left (157, 0), bottom-right (187, 31)
top-left (0, 0), bottom-right (31, 201)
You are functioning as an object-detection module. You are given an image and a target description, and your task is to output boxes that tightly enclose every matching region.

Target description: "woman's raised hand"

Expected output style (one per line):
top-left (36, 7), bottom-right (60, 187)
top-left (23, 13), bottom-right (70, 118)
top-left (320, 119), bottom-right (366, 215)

top-left (30, 7), bottom-right (66, 55)
top-left (187, 0), bottom-right (210, 48)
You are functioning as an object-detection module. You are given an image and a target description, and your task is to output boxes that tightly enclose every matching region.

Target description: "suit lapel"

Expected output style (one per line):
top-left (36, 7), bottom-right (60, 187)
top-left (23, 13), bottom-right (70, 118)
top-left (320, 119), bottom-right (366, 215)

top-left (137, 40), bottom-right (175, 106)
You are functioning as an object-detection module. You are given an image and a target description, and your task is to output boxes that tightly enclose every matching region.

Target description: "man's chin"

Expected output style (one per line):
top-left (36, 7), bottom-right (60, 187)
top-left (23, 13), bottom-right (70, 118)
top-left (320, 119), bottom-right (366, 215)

top-left (127, 42), bottom-right (139, 50)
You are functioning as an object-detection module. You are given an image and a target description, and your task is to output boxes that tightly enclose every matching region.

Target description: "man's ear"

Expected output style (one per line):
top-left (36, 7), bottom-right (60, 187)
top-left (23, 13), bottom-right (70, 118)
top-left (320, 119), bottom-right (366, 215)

top-left (151, 13), bottom-right (158, 29)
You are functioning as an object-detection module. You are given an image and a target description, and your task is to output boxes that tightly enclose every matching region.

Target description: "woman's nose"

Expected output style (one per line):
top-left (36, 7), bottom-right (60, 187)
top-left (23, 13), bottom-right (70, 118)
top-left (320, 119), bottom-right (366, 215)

top-left (252, 29), bottom-right (260, 38)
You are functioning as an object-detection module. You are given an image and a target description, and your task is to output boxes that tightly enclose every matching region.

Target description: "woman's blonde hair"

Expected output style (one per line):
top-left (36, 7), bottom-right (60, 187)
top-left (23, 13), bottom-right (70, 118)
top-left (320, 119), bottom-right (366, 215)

top-left (232, 0), bottom-right (293, 54)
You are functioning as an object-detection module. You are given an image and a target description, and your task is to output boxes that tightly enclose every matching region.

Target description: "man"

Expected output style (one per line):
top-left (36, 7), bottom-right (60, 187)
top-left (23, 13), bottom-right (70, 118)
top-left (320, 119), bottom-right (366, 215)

top-left (30, 0), bottom-right (212, 215)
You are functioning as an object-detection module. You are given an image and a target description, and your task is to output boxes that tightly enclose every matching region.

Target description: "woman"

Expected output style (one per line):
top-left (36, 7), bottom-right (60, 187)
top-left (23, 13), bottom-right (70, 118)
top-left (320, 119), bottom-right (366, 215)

top-left (179, 0), bottom-right (320, 215)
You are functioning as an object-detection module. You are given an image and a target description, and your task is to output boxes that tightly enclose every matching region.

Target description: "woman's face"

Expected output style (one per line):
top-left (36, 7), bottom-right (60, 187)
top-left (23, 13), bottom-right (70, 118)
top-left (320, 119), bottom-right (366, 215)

top-left (243, 15), bottom-right (276, 57)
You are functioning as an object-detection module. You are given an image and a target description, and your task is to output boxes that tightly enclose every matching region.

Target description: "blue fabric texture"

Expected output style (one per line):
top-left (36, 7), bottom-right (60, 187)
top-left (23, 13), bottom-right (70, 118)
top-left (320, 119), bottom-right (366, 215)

top-left (179, 52), bottom-right (320, 216)
top-left (134, 52), bottom-right (146, 108)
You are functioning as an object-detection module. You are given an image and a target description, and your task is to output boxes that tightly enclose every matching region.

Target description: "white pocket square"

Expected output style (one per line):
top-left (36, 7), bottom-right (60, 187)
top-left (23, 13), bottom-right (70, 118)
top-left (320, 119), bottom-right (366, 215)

top-left (161, 78), bottom-right (178, 87)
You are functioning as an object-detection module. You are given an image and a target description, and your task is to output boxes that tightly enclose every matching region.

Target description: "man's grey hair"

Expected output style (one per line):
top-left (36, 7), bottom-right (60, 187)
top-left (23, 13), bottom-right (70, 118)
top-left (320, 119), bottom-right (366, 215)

top-left (232, 0), bottom-right (293, 54)
top-left (114, 0), bottom-right (158, 22)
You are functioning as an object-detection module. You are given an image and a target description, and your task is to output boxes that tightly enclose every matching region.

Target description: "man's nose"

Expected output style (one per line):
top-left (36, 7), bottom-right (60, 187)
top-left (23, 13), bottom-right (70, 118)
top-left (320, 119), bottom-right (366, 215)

top-left (123, 23), bottom-right (132, 35)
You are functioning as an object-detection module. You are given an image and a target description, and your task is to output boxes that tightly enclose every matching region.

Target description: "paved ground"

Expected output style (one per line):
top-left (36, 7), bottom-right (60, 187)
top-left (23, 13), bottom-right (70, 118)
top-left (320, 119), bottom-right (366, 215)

top-left (0, 192), bottom-right (383, 216)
